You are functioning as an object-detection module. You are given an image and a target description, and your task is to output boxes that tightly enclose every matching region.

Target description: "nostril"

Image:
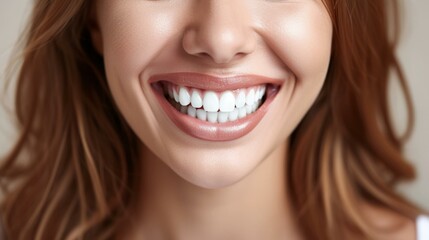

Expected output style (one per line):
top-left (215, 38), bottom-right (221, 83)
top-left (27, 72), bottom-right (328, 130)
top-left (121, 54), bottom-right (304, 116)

top-left (192, 52), bottom-right (233, 65)
top-left (197, 52), bottom-right (211, 59)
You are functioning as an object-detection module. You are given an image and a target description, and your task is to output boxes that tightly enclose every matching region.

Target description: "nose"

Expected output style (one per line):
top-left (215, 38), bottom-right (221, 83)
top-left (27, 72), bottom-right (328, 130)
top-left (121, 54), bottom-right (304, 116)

top-left (182, 1), bottom-right (257, 65)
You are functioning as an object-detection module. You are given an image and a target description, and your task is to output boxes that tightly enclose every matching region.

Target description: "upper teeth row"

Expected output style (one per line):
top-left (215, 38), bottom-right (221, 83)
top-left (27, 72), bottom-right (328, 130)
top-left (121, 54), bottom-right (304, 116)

top-left (166, 84), bottom-right (267, 113)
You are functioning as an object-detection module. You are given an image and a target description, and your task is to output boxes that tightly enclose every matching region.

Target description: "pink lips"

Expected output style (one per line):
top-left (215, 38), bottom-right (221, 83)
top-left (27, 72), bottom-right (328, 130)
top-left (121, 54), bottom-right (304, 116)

top-left (148, 72), bottom-right (283, 141)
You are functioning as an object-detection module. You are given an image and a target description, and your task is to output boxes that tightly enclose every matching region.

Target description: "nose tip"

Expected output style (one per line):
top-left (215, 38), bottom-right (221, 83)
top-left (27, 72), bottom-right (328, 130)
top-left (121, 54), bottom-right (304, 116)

top-left (182, 2), bottom-right (256, 65)
top-left (183, 28), bottom-right (255, 64)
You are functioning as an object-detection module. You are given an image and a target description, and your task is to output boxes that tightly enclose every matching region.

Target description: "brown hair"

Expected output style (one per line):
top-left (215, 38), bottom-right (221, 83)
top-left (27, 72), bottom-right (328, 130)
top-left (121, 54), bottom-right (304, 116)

top-left (0, 0), bottom-right (423, 239)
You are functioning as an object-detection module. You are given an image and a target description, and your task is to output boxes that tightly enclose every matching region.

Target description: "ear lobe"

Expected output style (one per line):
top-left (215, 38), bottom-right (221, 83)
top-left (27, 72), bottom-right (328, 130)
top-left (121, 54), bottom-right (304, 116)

top-left (87, 5), bottom-right (103, 55)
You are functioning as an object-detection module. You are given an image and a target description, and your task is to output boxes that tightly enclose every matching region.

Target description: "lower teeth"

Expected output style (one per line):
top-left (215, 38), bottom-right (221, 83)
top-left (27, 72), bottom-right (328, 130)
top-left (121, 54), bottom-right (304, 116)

top-left (167, 97), bottom-right (263, 123)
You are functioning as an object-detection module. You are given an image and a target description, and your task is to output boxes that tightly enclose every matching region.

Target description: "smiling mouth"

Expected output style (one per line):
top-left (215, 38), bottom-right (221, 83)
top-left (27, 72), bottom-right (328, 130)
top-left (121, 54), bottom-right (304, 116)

top-left (148, 72), bottom-right (283, 141)
top-left (160, 81), bottom-right (268, 123)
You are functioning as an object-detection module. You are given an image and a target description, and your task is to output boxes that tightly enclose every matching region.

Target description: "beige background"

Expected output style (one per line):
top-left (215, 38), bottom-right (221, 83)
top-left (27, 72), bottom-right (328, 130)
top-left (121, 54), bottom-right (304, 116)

top-left (0, 1), bottom-right (427, 209)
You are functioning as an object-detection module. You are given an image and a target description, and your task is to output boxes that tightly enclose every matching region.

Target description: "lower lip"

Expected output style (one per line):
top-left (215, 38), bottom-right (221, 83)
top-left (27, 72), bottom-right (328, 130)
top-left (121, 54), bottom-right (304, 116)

top-left (151, 83), bottom-right (279, 141)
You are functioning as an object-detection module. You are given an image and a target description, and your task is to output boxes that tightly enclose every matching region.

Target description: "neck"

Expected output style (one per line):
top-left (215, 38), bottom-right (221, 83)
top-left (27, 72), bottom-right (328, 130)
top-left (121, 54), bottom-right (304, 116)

top-left (120, 140), bottom-right (301, 240)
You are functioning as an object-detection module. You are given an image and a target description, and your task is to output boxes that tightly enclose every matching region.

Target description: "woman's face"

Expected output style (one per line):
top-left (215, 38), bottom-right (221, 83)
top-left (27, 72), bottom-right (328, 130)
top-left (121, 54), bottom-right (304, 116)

top-left (90, 0), bottom-right (332, 188)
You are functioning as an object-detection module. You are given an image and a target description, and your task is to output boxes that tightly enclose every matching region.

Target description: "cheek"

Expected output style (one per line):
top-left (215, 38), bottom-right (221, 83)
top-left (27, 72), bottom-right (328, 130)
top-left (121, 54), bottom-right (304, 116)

top-left (97, 2), bottom-right (186, 76)
top-left (252, 3), bottom-right (333, 143)
top-left (257, 3), bottom-right (333, 81)
top-left (94, 3), bottom-right (190, 161)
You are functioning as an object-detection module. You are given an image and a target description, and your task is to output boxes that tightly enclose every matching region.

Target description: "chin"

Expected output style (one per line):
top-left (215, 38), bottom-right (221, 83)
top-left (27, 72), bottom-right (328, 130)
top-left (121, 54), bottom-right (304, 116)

top-left (161, 143), bottom-right (268, 189)
top-left (172, 160), bottom-right (255, 190)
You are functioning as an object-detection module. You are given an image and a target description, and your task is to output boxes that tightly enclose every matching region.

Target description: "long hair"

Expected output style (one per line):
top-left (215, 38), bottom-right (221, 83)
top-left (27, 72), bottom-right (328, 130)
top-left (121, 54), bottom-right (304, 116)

top-left (0, 0), bottom-right (423, 239)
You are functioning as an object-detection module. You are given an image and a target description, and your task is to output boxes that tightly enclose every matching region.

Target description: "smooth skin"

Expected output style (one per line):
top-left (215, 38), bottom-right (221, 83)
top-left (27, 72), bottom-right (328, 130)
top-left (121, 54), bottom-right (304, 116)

top-left (89, 0), bottom-right (416, 239)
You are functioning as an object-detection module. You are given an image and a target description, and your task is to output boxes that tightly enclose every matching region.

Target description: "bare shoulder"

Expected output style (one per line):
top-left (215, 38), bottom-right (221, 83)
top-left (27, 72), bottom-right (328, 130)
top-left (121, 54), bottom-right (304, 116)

top-left (359, 203), bottom-right (417, 240)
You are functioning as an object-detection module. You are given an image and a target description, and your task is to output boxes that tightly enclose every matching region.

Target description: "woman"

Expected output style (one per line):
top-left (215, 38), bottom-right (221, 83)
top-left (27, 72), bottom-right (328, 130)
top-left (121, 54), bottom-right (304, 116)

top-left (0, 0), bottom-right (427, 239)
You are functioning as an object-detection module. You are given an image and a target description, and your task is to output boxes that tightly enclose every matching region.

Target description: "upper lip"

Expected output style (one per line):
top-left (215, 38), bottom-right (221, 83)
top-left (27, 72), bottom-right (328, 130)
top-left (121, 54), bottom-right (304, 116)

top-left (148, 72), bottom-right (284, 91)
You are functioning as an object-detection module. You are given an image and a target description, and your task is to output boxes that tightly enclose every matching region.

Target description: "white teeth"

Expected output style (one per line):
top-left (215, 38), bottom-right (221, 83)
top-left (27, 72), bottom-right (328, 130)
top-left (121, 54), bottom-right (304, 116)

top-left (191, 89), bottom-right (203, 108)
top-left (258, 86), bottom-right (266, 100)
top-left (196, 109), bottom-right (207, 121)
top-left (203, 91), bottom-right (219, 112)
top-left (218, 112), bottom-right (229, 123)
top-left (187, 106), bottom-right (197, 117)
top-left (173, 88), bottom-right (179, 102)
top-left (219, 91), bottom-right (235, 112)
top-left (252, 102), bottom-right (258, 112)
top-left (255, 87), bottom-right (260, 100)
top-left (179, 87), bottom-right (191, 106)
top-left (261, 85), bottom-right (266, 97)
top-left (246, 89), bottom-right (255, 106)
top-left (236, 90), bottom-right (246, 108)
top-left (238, 107), bottom-right (247, 119)
top-left (166, 83), bottom-right (267, 123)
top-left (228, 109), bottom-right (238, 121)
top-left (246, 104), bottom-right (252, 114)
top-left (207, 112), bottom-right (218, 123)
top-left (173, 101), bottom-right (261, 123)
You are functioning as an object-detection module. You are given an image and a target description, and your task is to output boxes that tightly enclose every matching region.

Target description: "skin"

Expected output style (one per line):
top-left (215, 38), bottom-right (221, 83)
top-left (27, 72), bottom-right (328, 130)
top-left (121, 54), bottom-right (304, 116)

top-left (89, 0), bottom-right (415, 239)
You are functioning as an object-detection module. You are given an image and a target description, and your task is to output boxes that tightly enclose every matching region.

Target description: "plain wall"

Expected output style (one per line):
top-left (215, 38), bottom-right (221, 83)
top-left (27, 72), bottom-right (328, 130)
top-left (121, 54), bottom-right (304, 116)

top-left (0, 1), bottom-right (428, 209)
